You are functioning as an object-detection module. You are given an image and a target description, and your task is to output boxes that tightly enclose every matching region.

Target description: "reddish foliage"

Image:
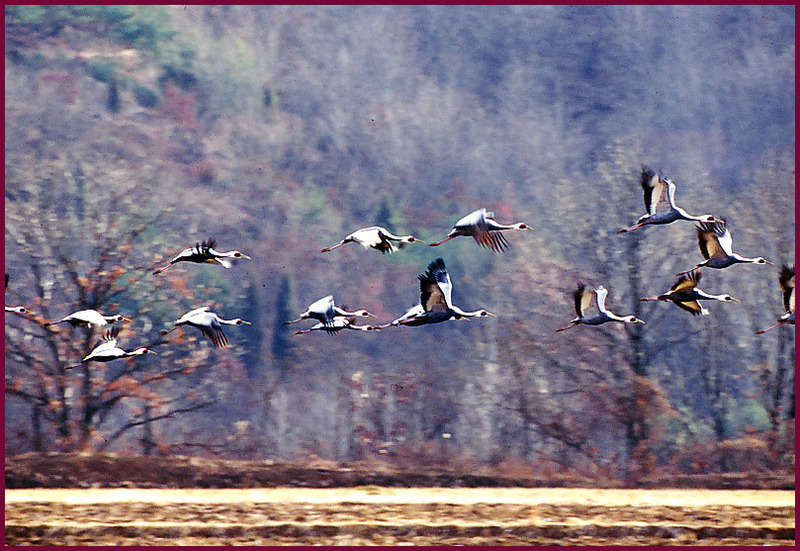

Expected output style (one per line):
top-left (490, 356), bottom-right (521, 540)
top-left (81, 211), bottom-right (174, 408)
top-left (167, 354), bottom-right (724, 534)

top-left (160, 83), bottom-right (202, 130)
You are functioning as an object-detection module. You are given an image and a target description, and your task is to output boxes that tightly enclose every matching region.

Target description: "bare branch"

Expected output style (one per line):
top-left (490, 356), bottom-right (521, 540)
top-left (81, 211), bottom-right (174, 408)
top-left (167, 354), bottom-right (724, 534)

top-left (98, 400), bottom-right (215, 451)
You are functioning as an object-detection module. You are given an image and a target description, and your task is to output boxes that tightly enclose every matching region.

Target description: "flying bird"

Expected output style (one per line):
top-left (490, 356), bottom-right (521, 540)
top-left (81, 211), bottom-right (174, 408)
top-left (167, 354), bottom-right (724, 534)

top-left (321, 226), bottom-right (423, 254)
top-left (67, 327), bottom-right (154, 369)
top-left (380, 257), bottom-right (495, 327)
top-left (161, 306), bottom-right (251, 348)
top-left (677, 219), bottom-right (772, 275)
top-left (639, 270), bottom-right (739, 316)
top-left (618, 167), bottom-right (717, 234)
top-left (5, 273), bottom-right (31, 315)
top-left (556, 284), bottom-right (644, 332)
top-left (45, 309), bottom-right (130, 328)
top-left (284, 295), bottom-right (374, 332)
top-left (153, 238), bottom-right (250, 274)
top-left (294, 316), bottom-right (378, 335)
top-left (429, 208), bottom-right (532, 252)
top-left (756, 265), bottom-right (795, 334)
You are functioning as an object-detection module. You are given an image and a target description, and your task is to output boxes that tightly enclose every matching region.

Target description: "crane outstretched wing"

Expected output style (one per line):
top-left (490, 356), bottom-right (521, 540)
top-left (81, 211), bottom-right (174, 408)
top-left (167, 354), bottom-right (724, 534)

top-left (573, 284), bottom-right (595, 317)
top-left (641, 167), bottom-right (667, 215)
top-left (200, 323), bottom-right (228, 348)
top-left (779, 265), bottom-right (795, 314)
top-left (670, 270), bottom-right (700, 293)
top-left (419, 258), bottom-right (450, 312)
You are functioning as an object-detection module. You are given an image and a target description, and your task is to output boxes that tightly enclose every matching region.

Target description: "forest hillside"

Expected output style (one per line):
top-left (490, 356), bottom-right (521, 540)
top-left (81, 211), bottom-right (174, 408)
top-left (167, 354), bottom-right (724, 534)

top-left (4, 5), bottom-right (795, 482)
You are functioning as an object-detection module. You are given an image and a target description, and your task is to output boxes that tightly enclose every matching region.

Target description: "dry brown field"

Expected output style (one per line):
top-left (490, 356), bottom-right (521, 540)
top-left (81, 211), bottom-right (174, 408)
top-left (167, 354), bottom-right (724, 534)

top-left (5, 487), bottom-right (795, 546)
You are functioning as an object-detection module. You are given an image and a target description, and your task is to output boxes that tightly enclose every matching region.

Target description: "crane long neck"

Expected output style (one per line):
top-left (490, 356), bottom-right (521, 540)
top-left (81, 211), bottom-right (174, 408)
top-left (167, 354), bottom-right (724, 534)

top-left (730, 253), bottom-right (761, 264)
top-left (694, 289), bottom-right (728, 301)
top-left (450, 306), bottom-right (485, 318)
top-left (673, 206), bottom-right (703, 220)
top-left (487, 220), bottom-right (524, 231)
top-left (604, 311), bottom-right (628, 322)
top-left (347, 324), bottom-right (373, 332)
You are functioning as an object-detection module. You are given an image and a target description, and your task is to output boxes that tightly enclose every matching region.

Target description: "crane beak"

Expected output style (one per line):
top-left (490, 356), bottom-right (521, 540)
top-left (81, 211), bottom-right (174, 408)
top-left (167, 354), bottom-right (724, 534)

top-left (730, 298), bottom-right (741, 303)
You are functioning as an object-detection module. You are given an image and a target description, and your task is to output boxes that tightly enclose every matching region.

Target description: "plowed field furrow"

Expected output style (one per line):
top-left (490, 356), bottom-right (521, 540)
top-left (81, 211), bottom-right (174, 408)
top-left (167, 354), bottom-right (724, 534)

top-left (5, 488), bottom-right (794, 546)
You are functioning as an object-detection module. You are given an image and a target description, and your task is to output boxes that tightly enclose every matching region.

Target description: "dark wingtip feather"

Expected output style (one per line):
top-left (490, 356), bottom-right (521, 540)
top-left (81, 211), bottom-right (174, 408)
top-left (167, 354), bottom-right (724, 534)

top-left (779, 264), bottom-right (794, 287)
top-left (640, 166), bottom-right (657, 188)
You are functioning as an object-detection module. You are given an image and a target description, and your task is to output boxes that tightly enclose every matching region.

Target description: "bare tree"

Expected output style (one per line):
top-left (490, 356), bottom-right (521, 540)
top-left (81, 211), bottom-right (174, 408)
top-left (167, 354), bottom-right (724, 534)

top-left (5, 154), bottom-right (214, 453)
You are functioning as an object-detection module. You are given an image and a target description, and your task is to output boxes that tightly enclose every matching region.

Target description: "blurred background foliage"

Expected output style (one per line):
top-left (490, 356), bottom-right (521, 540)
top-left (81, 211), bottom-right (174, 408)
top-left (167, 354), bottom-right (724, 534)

top-left (5, 5), bottom-right (794, 479)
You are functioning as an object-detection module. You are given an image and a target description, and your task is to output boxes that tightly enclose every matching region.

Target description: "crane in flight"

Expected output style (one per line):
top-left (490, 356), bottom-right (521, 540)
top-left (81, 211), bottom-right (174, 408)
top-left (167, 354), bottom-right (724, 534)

top-left (321, 226), bottom-right (423, 254)
top-left (45, 309), bottom-right (130, 328)
top-left (639, 270), bottom-right (739, 316)
top-left (756, 265), bottom-right (795, 334)
top-left (284, 295), bottom-right (374, 333)
top-left (677, 219), bottom-right (772, 275)
top-left (68, 327), bottom-right (155, 369)
top-left (379, 257), bottom-right (495, 327)
top-left (618, 166), bottom-right (717, 234)
top-left (429, 208), bottom-right (532, 252)
top-left (153, 238), bottom-right (250, 274)
top-left (161, 306), bottom-right (251, 348)
top-left (294, 316), bottom-right (378, 335)
top-left (556, 284), bottom-right (644, 332)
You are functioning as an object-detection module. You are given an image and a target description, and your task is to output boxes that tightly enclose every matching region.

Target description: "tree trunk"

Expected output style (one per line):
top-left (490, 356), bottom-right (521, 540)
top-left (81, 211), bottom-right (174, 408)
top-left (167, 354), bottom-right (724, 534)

top-left (32, 403), bottom-right (43, 452)
top-left (142, 402), bottom-right (154, 456)
top-left (623, 226), bottom-right (650, 474)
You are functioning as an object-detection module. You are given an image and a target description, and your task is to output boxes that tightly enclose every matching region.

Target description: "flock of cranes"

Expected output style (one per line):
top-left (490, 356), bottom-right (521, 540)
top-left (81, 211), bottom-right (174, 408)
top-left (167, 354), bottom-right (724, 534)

top-left (4, 167), bottom-right (794, 372)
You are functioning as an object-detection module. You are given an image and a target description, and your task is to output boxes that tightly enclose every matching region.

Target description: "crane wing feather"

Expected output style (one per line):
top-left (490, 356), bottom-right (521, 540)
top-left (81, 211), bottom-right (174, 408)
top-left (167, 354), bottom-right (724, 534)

top-left (671, 271), bottom-right (700, 292)
top-left (200, 324), bottom-right (227, 348)
top-left (573, 284), bottom-right (594, 317)
top-left (674, 299), bottom-right (704, 316)
top-left (779, 265), bottom-right (795, 313)
top-left (640, 167), bottom-right (666, 215)
top-left (697, 221), bottom-right (728, 260)
top-left (419, 258), bottom-right (450, 312)
top-left (594, 287), bottom-right (609, 312)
